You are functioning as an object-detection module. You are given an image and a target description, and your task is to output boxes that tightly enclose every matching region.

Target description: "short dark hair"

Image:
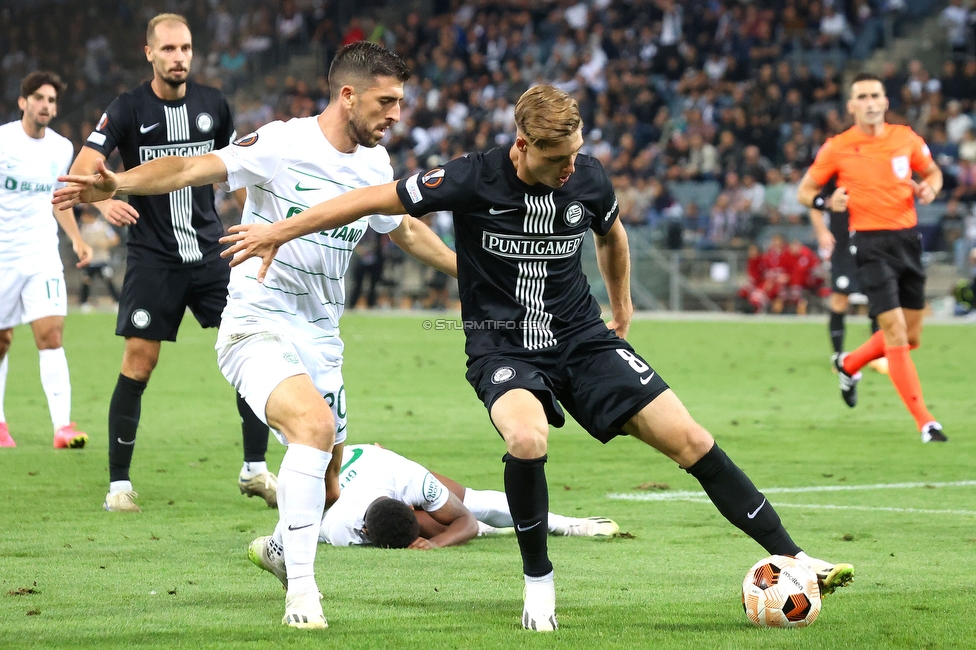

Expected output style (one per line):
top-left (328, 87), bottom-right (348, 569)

top-left (328, 41), bottom-right (410, 95)
top-left (21, 71), bottom-right (65, 100)
top-left (851, 72), bottom-right (884, 89)
top-left (364, 498), bottom-right (419, 549)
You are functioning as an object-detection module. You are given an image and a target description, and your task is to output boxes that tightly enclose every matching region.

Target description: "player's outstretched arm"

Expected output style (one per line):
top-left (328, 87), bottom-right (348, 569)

top-left (408, 492), bottom-right (479, 550)
top-left (220, 181), bottom-right (405, 282)
top-left (62, 148), bottom-right (141, 225)
top-left (54, 153), bottom-right (229, 209)
top-left (594, 219), bottom-right (633, 340)
top-left (389, 216), bottom-right (457, 278)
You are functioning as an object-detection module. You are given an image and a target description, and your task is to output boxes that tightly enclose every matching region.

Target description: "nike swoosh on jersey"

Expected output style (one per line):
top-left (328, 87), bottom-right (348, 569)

top-left (139, 123), bottom-right (160, 134)
top-left (488, 206), bottom-right (519, 215)
top-left (640, 371), bottom-right (656, 385)
top-left (295, 182), bottom-right (321, 191)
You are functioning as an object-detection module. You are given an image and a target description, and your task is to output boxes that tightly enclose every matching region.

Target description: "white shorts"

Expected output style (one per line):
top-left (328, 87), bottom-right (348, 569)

top-left (0, 258), bottom-right (67, 329)
top-left (215, 327), bottom-right (348, 447)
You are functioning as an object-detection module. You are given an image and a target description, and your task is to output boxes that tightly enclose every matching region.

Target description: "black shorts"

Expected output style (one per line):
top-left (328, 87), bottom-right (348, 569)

top-left (466, 328), bottom-right (670, 443)
top-left (830, 241), bottom-right (861, 295)
top-left (850, 227), bottom-right (925, 317)
top-left (116, 256), bottom-right (231, 341)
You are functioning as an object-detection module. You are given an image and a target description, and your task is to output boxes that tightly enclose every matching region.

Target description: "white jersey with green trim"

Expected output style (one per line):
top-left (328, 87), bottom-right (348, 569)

top-left (319, 444), bottom-right (449, 547)
top-left (213, 116), bottom-right (401, 355)
top-left (0, 121), bottom-right (74, 265)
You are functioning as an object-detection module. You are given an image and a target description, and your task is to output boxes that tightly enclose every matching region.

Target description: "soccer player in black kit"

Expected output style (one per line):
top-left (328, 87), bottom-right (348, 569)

top-left (66, 14), bottom-right (273, 512)
top-left (220, 85), bottom-right (854, 631)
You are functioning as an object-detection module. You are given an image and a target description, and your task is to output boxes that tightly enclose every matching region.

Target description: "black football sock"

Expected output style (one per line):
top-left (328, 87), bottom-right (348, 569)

top-left (237, 392), bottom-right (269, 463)
top-left (108, 374), bottom-right (147, 483)
top-left (829, 310), bottom-right (845, 354)
top-left (685, 443), bottom-right (801, 557)
top-left (503, 453), bottom-right (553, 577)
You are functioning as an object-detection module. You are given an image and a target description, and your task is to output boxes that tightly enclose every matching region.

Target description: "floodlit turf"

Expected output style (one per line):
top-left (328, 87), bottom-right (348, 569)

top-left (1, 312), bottom-right (973, 649)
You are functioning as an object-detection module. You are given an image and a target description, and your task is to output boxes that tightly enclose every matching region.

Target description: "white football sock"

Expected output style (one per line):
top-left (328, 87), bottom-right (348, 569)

top-left (463, 488), bottom-right (515, 528)
top-left (39, 348), bottom-right (71, 430)
top-left (241, 461), bottom-right (268, 478)
top-left (546, 513), bottom-right (575, 535)
top-left (463, 488), bottom-right (572, 533)
top-left (109, 480), bottom-right (133, 494)
top-left (277, 444), bottom-right (330, 596)
top-left (0, 355), bottom-right (7, 422)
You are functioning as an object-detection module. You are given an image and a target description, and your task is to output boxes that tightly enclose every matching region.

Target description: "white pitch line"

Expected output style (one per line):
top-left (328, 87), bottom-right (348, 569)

top-left (608, 479), bottom-right (976, 502)
top-left (616, 496), bottom-right (976, 517)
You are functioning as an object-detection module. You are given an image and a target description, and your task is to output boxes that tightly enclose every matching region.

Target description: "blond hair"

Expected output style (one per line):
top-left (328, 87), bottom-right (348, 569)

top-left (147, 13), bottom-right (190, 46)
top-left (514, 85), bottom-right (582, 150)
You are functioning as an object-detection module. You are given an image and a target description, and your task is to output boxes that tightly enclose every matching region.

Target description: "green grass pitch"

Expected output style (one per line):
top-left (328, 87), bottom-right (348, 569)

top-left (1, 313), bottom-right (973, 649)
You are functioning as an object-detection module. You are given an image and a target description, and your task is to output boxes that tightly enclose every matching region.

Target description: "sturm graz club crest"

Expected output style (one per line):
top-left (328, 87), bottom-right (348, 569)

top-left (196, 112), bottom-right (213, 133)
top-left (563, 201), bottom-right (584, 226)
top-left (491, 366), bottom-right (516, 384)
top-left (131, 309), bottom-right (151, 329)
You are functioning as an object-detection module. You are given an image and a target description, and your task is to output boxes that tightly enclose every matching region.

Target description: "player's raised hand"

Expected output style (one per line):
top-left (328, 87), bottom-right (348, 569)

top-left (910, 179), bottom-right (936, 204)
top-left (831, 186), bottom-right (849, 212)
top-left (53, 159), bottom-right (120, 210)
top-left (219, 222), bottom-right (280, 282)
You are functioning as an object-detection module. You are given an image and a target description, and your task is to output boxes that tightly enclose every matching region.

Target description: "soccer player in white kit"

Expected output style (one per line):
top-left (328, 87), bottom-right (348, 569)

top-left (249, 444), bottom-right (619, 558)
top-left (54, 42), bottom-right (455, 629)
top-left (0, 71), bottom-right (92, 449)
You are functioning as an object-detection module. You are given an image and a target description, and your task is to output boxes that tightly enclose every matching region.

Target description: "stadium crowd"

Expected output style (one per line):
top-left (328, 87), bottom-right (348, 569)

top-left (2, 0), bottom-right (972, 311)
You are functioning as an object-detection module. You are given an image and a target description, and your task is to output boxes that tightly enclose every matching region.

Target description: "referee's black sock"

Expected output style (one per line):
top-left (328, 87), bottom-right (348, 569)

top-left (237, 392), bottom-right (269, 463)
top-left (685, 443), bottom-right (801, 557)
top-left (503, 453), bottom-right (553, 578)
top-left (829, 310), bottom-right (845, 354)
top-left (108, 374), bottom-right (147, 483)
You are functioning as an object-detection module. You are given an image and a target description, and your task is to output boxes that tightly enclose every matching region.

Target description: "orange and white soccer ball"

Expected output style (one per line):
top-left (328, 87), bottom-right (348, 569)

top-left (742, 555), bottom-right (822, 628)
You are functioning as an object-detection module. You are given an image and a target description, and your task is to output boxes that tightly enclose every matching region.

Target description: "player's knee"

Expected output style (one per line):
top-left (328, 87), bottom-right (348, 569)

top-left (35, 330), bottom-right (63, 350)
top-left (285, 407), bottom-right (336, 451)
top-left (504, 426), bottom-right (548, 459)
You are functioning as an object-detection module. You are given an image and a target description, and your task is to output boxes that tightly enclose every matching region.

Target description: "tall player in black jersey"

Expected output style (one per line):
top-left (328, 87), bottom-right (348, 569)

top-left (67, 14), bottom-right (273, 512)
top-left (220, 86), bottom-right (854, 631)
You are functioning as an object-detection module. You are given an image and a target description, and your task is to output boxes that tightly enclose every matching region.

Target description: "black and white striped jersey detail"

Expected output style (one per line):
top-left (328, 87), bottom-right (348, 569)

top-left (163, 104), bottom-right (199, 262)
top-left (523, 193), bottom-right (556, 234)
top-left (169, 186), bottom-right (203, 263)
top-left (164, 105), bottom-right (190, 142)
top-left (518, 192), bottom-right (557, 349)
top-left (517, 260), bottom-right (555, 350)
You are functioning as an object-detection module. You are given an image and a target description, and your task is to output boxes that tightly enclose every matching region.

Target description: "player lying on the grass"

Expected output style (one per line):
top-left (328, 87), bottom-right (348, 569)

top-left (59, 83), bottom-right (854, 633)
top-left (53, 42), bottom-right (456, 630)
top-left (248, 444), bottom-right (620, 584)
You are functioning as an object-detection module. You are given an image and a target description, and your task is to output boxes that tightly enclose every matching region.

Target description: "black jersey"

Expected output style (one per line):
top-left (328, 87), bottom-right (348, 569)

top-left (84, 80), bottom-right (234, 266)
top-left (396, 148), bottom-right (620, 362)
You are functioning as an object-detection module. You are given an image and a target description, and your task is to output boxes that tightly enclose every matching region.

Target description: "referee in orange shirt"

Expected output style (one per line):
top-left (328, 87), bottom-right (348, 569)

top-left (798, 72), bottom-right (946, 443)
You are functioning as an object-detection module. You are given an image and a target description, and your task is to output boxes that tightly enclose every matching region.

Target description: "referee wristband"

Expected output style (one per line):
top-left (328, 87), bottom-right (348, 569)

top-left (812, 195), bottom-right (827, 210)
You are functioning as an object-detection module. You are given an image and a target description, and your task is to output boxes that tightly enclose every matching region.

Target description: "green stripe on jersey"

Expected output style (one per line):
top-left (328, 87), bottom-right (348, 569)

top-left (289, 167), bottom-right (360, 190)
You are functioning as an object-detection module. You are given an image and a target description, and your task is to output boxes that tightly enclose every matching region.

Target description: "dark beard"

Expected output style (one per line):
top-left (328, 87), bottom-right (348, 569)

top-left (160, 73), bottom-right (187, 89)
top-left (347, 116), bottom-right (378, 148)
